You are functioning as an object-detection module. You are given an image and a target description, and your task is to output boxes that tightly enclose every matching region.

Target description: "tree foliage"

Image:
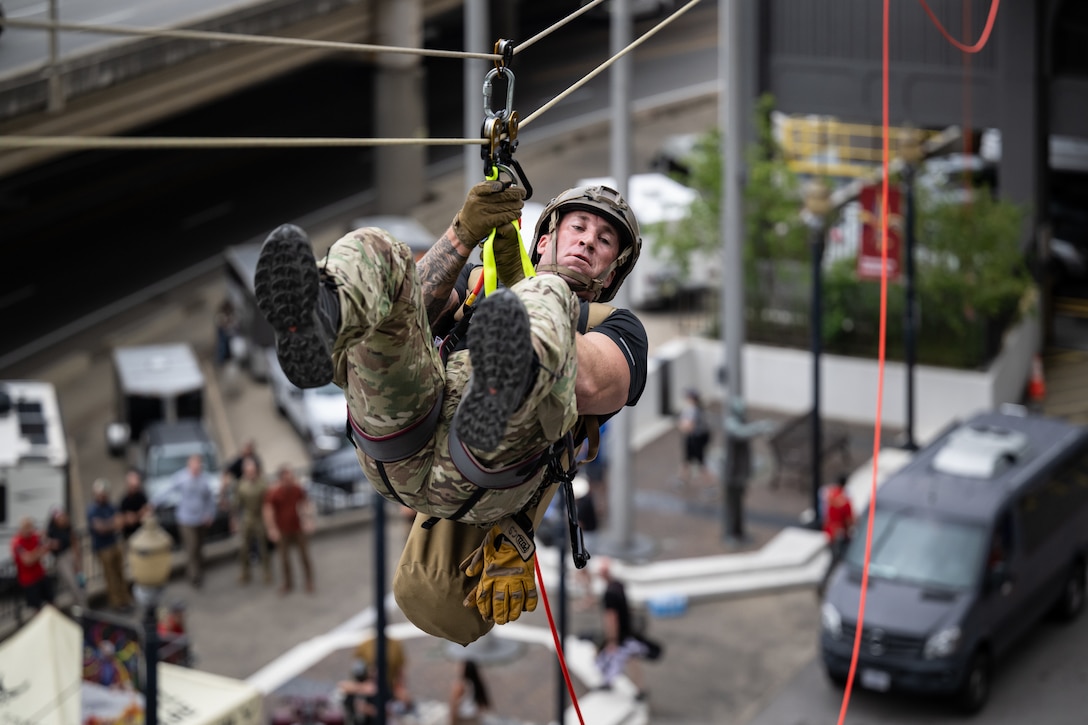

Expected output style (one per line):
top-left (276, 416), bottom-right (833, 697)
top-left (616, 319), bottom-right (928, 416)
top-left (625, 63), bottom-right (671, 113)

top-left (651, 94), bottom-right (1035, 368)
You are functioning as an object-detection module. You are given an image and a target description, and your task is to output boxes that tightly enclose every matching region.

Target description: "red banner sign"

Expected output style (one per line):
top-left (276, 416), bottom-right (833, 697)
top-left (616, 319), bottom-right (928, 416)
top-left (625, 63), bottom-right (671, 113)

top-left (856, 182), bottom-right (903, 282)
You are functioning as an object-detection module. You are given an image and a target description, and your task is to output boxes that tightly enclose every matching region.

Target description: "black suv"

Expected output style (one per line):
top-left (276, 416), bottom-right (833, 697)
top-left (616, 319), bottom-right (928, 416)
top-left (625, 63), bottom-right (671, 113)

top-left (141, 420), bottom-right (230, 543)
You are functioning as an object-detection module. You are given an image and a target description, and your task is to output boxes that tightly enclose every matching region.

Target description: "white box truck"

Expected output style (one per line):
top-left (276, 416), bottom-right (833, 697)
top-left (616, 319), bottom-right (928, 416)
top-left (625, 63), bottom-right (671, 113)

top-left (0, 380), bottom-right (70, 565)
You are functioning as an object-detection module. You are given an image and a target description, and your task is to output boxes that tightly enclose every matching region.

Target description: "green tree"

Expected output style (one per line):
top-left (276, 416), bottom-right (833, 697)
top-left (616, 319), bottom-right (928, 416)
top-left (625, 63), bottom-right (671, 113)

top-left (652, 94), bottom-right (1035, 369)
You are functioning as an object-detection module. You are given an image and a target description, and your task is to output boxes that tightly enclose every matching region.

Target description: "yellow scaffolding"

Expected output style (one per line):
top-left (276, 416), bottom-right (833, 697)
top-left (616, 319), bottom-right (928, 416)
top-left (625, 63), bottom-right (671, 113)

top-left (777, 115), bottom-right (936, 180)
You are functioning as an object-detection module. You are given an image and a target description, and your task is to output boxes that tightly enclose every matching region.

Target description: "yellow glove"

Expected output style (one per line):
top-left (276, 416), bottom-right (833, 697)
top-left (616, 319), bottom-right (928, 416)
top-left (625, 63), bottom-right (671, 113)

top-left (460, 522), bottom-right (538, 624)
top-left (452, 181), bottom-right (526, 249)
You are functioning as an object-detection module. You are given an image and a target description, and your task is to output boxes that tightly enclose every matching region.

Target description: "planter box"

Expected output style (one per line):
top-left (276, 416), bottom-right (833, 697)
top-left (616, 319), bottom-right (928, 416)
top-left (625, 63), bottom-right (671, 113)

top-left (639, 313), bottom-right (1040, 447)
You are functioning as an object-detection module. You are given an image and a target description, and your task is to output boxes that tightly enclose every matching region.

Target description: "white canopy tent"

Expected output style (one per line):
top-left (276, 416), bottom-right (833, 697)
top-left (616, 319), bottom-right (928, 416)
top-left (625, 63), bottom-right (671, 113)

top-left (0, 606), bottom-right (262, 725)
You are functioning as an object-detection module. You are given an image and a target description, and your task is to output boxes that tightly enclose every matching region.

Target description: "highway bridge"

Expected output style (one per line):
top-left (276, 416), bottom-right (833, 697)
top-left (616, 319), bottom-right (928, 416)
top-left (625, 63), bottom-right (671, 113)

top-left (0, 0), bottom-right (464, 178)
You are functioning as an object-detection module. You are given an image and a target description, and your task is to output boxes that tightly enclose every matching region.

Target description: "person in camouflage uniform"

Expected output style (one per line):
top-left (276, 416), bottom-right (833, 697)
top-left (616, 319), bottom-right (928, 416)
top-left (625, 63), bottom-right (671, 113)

top-left (255, 180), bottom-right (648, 645)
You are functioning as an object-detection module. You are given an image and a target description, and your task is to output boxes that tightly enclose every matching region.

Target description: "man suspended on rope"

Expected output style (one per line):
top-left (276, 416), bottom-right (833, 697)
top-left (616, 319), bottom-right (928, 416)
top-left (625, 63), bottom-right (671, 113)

top-left (254, 179), bottom-right (648, 646)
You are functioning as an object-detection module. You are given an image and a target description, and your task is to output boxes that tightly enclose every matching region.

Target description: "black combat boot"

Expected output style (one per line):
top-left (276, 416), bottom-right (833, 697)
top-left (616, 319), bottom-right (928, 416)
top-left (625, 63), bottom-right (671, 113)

top-left (454, 287), bottom-right (538, 452)
top-left (254, 223), bottom-right (341, 388)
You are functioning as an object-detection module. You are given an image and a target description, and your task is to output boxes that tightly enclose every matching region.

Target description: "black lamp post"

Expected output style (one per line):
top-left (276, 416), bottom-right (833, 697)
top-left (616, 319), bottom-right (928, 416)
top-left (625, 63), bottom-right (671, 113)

top-left (901, 130), bottom-right (924, 451)
top-left (801, 180), bottom-right (832, 528)
top-left (128, 516), bottom-right (174, 725)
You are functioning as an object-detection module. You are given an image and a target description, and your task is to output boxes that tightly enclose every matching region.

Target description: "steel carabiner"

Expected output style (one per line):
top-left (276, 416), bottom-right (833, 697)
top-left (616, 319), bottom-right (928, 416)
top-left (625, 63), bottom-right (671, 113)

top-left (482, 66), bottom-right (516, 124)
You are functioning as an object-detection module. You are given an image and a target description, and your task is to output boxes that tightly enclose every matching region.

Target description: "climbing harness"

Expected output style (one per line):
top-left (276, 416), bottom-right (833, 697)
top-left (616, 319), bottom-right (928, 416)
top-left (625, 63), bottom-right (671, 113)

top-left (342, 40), bottom-right (605, 570)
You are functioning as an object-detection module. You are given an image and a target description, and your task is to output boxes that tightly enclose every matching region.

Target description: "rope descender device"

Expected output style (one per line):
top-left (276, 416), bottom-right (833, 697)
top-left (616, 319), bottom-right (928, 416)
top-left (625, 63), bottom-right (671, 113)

top-left (481, 39), bottom-right (532, 199)
top-left (478, 38), bottom-right (536, 297)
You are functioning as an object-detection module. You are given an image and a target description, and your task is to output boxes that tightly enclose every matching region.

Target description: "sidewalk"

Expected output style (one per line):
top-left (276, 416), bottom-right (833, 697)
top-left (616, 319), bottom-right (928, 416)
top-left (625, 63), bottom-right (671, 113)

top-left (206, 415), bottom-right (888, 725)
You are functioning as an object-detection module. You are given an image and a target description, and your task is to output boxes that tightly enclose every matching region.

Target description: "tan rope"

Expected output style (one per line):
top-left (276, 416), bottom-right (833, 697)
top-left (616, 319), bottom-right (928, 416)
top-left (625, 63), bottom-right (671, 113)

top-left (520, 0), bottom-right (703, 130)
top-left (0, 0), bottom-right (705, 151)
top-left (513, 0), bottom-right (609, 56)
top-left (0, 136), bottom-right (487, 149)
top-left (1, 17), bottom-right (500, 62)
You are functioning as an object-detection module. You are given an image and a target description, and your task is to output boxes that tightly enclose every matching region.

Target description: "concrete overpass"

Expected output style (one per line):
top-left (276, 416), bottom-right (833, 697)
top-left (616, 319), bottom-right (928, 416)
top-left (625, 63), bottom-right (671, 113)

top-left (0, 0), bottom-right (462, 191)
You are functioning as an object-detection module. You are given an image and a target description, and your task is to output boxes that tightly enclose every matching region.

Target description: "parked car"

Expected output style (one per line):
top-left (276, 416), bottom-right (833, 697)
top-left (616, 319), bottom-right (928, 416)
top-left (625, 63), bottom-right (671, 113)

top-left (266, 349), bottom-right (347, 456)
top-left (820, 407), bottom-right (1088, 715)
top-left (140, 420), bottom-right (230, 543)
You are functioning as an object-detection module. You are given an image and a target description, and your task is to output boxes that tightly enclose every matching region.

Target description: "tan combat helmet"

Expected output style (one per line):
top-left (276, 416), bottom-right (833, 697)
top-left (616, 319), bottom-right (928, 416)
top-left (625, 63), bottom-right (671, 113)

top-left (531, 185), bottom-right (642, 303)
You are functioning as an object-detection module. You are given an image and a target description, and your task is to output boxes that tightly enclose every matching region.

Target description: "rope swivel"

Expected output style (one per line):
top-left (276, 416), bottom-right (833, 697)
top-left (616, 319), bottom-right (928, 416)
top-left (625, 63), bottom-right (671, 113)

top-left (480, 39), bottom-right (532, 198)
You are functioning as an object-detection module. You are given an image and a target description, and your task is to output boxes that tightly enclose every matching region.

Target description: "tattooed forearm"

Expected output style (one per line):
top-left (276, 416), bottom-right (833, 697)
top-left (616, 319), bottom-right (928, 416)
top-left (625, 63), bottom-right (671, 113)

top-left (418, 227), bottom-right (471, 326)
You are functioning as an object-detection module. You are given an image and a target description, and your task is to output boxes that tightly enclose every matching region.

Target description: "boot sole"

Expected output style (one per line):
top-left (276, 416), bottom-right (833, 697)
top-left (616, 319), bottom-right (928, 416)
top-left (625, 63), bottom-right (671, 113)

top-left (455, 289), bottom-right (535, 452)
top-left (254, 224), bottom-right (334, 388)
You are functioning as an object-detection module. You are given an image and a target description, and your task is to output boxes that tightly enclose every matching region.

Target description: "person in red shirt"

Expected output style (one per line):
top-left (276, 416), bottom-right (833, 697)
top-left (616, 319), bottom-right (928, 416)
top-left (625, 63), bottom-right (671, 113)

top-left (823, 474), bottom-right (855, 549)
top-left (263, 465), bottom-right (316, 595)
top-left (11, 516), bottom-right (53, 613)
top-left (818, 474), bottom-right (855, 597)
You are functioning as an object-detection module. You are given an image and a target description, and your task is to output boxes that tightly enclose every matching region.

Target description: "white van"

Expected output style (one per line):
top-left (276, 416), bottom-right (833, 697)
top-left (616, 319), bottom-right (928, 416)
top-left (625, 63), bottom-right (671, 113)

top-left (576, 173), bottom-right (711, 309)
top-left (0, 381), bottom-right (69, 565)
top-left (105, 343), bottom-right (206, 456)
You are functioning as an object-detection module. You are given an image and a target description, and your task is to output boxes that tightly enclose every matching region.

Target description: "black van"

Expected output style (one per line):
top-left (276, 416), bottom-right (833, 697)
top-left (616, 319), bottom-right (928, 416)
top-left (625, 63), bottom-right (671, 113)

top-left (820, 407), bottom-right (1088, 714)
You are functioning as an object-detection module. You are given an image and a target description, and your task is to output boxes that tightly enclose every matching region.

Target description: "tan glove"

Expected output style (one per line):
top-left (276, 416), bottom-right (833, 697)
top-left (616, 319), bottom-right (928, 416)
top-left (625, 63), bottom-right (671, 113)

top-left (490, 222), bottom-right (536, 287)
top-left (453, 181), bottom-right (526, 249)
top-left (460, 523), bottom-right (538, 624)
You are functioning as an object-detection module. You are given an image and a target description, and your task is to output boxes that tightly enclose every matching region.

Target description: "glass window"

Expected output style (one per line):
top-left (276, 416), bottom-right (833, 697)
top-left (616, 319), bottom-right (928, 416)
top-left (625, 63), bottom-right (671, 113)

top-left (845, 509), bottom-right (988, 591)
top-left (126, 395), bottom-right (164, 439)
top-left (176, 391), bottom-right (204, 421)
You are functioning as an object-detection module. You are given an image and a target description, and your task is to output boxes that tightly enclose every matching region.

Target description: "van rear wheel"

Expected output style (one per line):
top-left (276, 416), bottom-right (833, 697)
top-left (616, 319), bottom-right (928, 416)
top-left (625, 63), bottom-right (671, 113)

top-left (955, 650), bottom-right (990, 715)
top-left (1053, 561), bottom-right (1086, 622)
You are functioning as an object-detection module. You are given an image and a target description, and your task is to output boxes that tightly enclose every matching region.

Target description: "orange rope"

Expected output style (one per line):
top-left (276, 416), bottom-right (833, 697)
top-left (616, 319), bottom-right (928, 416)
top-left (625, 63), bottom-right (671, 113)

top-left (836, 1), bottom-right (893, 722)
top-left (962, 0), bottom-right (973, 195)
top-left (916, 0), bottom-right (1001, 54)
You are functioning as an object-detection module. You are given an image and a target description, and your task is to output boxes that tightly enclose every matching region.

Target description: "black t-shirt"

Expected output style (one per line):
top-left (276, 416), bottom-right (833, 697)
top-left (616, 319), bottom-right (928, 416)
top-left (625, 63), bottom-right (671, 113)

top-left (119, 491), bottom-right (149, 539)
top-left (227, 454), bottom-right (262, 481)
top-left (46, 520), bottom-right (73, 554)
top-left (603, 579), bottom-right (634, 641)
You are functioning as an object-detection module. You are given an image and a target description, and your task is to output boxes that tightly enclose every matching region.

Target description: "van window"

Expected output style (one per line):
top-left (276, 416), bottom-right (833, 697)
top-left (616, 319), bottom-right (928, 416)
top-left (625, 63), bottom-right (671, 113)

top-left (176, 390), bottom-right (203, 421)
top-left (1018, 448), bottom-right (1088, 554)
top-left (986, 512), bottom-right (1014, 570)
top-left (845, 509), bottom-right (989, 591)
top-left (126, 395), bottom-right (165, 439)
top-left (148, 451), bottom-right (217, 479)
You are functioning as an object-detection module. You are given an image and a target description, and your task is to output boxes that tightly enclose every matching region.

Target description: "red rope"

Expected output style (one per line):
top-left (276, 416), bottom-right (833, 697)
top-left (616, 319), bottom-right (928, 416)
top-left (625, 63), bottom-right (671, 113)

top-left (916, 0), bottom-right (1000, 53)
top-left (836, 1), bottom-right (893, 722)
top-left (535, 557), bottom-right (586, 725)
top-left (962, 0), bottom-right (973, 194)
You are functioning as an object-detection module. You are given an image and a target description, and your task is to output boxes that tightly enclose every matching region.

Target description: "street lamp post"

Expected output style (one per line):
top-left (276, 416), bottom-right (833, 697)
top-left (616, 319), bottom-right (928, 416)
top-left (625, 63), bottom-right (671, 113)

top-left (802, 181), bottom-right (832, 528)
top-left (900, 131), bottom-right (924, 452)
top-left (128, 516), bottom-right (174, 725)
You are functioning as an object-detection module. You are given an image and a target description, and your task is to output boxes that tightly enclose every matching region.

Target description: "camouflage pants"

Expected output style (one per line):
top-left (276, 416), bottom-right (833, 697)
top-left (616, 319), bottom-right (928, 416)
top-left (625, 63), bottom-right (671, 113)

top-left (322, 228), bottom-right (579, 643)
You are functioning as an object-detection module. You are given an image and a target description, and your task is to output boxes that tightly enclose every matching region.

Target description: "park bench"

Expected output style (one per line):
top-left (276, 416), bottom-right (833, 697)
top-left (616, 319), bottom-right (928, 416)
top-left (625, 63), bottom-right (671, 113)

top-left (767, 410), bottom-right (852, 489)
